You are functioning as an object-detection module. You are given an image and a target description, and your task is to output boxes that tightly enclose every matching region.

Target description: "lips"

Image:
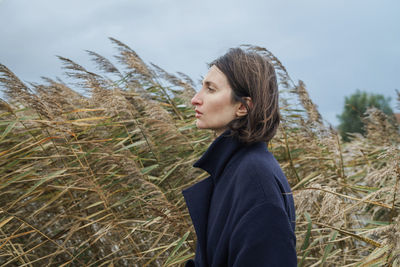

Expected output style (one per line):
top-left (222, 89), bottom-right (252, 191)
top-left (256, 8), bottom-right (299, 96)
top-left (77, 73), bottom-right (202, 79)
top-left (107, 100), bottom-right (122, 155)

top-left (195, 110), bottom-right (203, 118)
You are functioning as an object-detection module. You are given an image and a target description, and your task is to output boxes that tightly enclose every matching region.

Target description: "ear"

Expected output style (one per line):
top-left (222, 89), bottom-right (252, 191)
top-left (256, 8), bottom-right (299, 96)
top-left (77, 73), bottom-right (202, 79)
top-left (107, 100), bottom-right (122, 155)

top-left (236, 97), bottom-right (253, 117)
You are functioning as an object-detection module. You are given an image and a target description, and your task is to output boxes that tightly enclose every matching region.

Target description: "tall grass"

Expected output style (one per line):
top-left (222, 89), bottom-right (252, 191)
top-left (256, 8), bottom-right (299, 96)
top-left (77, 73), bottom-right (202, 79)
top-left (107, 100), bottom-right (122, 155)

top-left (0, 39), bottom-right (399, 266)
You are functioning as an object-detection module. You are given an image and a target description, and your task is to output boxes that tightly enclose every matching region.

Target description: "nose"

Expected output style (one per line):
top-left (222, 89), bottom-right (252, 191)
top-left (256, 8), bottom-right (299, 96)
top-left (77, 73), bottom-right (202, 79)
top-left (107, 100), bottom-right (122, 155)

top-left (191, 91), bottom-right (202, 106)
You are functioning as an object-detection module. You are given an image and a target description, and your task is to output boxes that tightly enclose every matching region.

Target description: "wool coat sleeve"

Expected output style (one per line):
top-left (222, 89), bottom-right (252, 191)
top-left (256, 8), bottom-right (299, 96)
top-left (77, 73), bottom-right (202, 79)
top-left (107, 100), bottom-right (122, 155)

top-left (228, 201), bottom-right (297, 266)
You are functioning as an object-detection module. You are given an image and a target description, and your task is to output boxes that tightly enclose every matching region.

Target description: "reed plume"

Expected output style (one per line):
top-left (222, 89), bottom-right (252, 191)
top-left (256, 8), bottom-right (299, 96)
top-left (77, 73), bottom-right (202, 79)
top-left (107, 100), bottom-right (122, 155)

top-left (0, 40), bottom-right (398, 266)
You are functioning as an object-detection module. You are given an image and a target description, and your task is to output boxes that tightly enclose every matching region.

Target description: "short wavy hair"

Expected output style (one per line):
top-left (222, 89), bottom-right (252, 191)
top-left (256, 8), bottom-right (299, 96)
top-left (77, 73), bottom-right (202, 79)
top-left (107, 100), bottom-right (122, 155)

top-left (210, 47), bottom-right (280, 143)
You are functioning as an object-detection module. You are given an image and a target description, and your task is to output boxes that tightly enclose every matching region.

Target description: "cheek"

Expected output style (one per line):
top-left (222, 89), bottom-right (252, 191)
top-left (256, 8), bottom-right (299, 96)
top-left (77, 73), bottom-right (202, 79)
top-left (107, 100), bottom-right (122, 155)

top-left (210, 94), bottom-right (232, 111)
top-left (216, 99), bottom-right (237, 114)
top-left (210, 99), bottom-right (237, 122)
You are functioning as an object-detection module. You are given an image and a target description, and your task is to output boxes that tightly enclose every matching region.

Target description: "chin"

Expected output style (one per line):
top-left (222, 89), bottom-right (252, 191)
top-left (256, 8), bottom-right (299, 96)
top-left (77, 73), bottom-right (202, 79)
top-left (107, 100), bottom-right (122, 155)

top-left (195, 119), bottom-right (207, 129)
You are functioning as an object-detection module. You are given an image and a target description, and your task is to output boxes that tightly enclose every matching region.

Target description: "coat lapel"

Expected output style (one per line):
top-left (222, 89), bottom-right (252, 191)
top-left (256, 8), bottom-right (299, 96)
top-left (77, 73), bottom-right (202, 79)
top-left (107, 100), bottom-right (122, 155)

top-left (182, 177), bottom-right (214, 263)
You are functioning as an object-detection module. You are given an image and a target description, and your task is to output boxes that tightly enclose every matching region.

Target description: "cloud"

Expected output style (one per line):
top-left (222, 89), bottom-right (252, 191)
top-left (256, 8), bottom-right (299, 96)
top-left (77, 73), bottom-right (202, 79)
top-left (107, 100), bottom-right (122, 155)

top-left (1, 0), bottom-right (399, 125)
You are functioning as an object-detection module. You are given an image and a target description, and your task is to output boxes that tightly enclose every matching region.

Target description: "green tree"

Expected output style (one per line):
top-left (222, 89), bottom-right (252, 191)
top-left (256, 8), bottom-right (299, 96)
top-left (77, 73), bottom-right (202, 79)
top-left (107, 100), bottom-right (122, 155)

top-left (337, 90), bottom-right (393, 141)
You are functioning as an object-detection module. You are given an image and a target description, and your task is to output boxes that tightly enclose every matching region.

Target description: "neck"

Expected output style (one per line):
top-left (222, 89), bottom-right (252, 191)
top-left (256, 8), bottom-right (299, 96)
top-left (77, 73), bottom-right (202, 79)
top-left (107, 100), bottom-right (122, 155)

top-left (214, 127), bottom-right (228, 137)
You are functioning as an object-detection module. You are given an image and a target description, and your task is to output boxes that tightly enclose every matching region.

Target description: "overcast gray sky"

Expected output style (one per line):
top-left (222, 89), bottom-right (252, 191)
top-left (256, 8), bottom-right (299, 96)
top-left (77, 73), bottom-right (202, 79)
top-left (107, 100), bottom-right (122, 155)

top-left (0, 0), bottom-right (399, 125)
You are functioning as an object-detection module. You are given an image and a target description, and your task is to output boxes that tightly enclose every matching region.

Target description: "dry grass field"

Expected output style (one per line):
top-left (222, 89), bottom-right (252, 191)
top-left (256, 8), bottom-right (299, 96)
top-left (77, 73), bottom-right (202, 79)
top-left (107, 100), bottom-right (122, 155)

top-left (0, 39), bottom-right (399, 266)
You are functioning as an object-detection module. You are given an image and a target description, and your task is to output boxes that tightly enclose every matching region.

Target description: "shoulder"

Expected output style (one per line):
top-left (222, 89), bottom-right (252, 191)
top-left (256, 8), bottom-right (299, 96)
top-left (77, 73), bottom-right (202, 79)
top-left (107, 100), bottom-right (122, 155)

top-left (235, 143), bottom-right (287, 188)
top-left (237, 146), bottom-right (277, 176)
top-left (226, 143), bottom-right (289, 203)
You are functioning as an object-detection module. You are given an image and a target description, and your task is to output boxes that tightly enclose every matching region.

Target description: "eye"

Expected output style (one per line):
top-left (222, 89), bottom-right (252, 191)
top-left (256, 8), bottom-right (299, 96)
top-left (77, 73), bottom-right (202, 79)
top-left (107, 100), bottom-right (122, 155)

top-left (207, 87), bottom-right (215, 92)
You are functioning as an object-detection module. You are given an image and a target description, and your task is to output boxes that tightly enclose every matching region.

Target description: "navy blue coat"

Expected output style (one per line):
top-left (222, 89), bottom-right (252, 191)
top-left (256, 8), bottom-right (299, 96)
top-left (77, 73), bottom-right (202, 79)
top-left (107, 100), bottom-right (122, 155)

top-left (183, 132), bottom-right (296, 266)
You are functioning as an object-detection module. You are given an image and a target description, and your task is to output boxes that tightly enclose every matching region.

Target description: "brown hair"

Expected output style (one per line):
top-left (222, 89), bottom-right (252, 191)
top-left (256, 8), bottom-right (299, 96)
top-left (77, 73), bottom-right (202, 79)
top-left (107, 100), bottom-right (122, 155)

top-left (210, 47), bottom-right (280, 143)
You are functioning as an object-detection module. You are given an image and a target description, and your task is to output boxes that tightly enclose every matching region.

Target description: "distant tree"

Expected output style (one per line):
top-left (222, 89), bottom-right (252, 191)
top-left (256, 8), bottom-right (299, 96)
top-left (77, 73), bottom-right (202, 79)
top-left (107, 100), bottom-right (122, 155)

top-left (337, 90), bottom-right (393, 141)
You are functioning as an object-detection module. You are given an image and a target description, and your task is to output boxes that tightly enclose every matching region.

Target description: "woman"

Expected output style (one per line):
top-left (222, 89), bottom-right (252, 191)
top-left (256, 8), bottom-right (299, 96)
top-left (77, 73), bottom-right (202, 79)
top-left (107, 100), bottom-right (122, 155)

top-left (183, 48), bottom-right (297, 266)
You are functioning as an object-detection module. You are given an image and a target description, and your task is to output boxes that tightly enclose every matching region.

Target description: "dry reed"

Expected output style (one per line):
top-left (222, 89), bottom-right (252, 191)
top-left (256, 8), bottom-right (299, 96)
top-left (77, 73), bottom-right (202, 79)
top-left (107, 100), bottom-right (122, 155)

top-left (0, 40), bottom-right (398, 266)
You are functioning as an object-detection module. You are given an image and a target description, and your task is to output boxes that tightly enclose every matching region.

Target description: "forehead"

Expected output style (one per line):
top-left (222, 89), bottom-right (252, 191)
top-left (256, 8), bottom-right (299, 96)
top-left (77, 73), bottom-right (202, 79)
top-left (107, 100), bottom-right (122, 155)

top-left (203, 65), bottom-right (230, 88)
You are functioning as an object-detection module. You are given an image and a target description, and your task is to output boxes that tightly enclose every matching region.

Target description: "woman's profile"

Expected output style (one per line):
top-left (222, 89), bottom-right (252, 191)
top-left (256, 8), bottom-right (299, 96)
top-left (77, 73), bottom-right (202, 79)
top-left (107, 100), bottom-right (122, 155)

top-left (182, 47), bottom-right (297, 266)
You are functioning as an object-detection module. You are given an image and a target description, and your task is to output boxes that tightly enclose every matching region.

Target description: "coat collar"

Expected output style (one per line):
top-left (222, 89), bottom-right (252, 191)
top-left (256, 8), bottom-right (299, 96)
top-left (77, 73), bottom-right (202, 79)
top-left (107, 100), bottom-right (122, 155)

top-left (193, 130), bottom-right (243, 182)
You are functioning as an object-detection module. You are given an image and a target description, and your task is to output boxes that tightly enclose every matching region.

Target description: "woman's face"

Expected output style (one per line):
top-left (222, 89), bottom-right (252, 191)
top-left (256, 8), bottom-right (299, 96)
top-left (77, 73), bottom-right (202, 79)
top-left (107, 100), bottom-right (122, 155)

top-left (191, 65), bottom-right (241, 135)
